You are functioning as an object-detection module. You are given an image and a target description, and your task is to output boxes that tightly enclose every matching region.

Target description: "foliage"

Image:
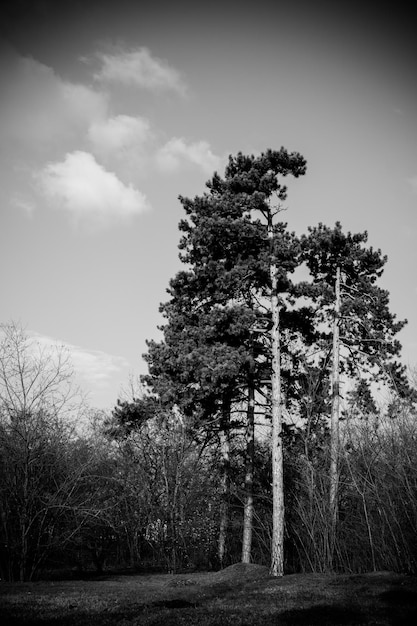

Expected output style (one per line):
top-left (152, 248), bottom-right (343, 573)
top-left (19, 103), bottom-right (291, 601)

top-left (143, 148), bottom-right (313, 425)
top-left (300, 222), bottom-right (410, 392)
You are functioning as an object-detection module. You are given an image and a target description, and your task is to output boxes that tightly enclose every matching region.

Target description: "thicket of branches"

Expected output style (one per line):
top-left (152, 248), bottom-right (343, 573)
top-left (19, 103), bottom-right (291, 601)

top-left (2, 331), bottom-right (416, 581)
top-left (1, 149), bottom-right (416, 581)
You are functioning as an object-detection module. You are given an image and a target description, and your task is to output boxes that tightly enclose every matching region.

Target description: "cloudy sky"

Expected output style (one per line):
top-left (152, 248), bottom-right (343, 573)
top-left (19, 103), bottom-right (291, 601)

top-left (1, 0), bottom-right (416, 408)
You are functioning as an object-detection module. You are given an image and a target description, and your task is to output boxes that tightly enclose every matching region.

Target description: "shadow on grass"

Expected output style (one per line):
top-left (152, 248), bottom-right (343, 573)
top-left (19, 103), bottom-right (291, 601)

top-left (0, 601), bottom-right (199, 626)
top-left (3, 601), bottom-right (417, 626)
top-left (2, 568), bottom-right (417, 626)
top-left (380, 588), bottom-right (417, 605)
top-left (278, 605), bottom-right (364, 626)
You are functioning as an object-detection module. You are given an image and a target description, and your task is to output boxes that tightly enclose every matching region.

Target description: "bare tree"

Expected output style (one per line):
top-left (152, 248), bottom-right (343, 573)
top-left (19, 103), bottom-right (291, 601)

top-left (0, 322), bottom-right (87, 580)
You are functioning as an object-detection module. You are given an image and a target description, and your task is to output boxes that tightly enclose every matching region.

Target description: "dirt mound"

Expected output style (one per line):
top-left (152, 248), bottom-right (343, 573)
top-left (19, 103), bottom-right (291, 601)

top-left (213, 562), bottom-right (269, 583)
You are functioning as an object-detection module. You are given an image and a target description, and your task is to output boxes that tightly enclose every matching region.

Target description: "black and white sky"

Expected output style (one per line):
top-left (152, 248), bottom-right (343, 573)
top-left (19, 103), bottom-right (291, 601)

top-left (1, 0), bottom-right (416, 407)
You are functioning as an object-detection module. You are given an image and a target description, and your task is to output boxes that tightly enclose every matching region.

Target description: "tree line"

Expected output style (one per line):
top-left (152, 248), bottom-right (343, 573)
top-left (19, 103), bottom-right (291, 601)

top-left (1, 149), bottom-right (416, 581)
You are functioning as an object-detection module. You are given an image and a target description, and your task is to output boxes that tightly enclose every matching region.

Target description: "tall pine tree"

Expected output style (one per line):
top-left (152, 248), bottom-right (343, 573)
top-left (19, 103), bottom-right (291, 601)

top-left (144, 148), bottom-right (308, 574)
top-left (301, 221), bottom-right (410, 568)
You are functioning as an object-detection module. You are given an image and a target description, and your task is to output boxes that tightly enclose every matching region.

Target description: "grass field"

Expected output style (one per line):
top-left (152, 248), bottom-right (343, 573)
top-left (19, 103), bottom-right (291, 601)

top-left (1, 564), bottom-right (417, 625)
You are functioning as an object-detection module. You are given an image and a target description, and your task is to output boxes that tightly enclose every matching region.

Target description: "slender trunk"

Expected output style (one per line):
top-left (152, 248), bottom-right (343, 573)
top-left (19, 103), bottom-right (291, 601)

top-left (242, 370), bottom-right (255, 563)
top-left (20, 527), bottom-right (27, 582)
top-left (329, 265), bottom-right (341, 568)
top-left (218, 399), bottom-right (231, 568)
top-left (0, 498), bottom-right (10, 580)
top-left (269, 212), bottom-right (284, 577)
top-left (19, 447), bottom-right (30, 582)
top-left (170, 510), bottom-right (176, 573)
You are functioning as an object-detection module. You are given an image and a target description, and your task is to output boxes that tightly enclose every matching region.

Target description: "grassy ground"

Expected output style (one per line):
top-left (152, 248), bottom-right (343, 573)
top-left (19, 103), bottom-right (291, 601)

top-left (1, 564), bottom-right (417, 625)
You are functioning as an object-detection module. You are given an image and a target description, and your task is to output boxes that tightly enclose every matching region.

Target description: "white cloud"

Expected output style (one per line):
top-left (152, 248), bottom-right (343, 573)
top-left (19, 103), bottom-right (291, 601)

top-left (11, 194), bottom-right (36, 216)
top-left (88, 114), bottom-right (152, 157)
top-left (408, 175), bottom-right (417, 195)
top-left (94, 47), bottom-right (187, 95)
top-left (30, 332), bottom-right (130, 405)
top-left (37, 151), bottom-right (150, 226)
top-left (156, 137), bottom-right (222, 175)
top-left (0, 50), bottom-right (108, 152)
top-left (61, 82), bottom-right (108, 129)
top-left (69, 346), bottom-right (129, 386)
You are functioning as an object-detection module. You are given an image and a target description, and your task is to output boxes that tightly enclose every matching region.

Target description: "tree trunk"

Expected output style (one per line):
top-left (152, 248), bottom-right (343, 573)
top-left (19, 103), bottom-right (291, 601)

top-left (269, 213), bottom-right (285, 577)
top-left (329, 265), bottom-right (341, 568)
top-left (0, 499), bottom-right (10, 580)
top-left (242, 371), bottom-right (255, 563)
top-left (19, 450), bottom-right (30, 582)
top-left (218, 399), bottom-right (231, 567)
